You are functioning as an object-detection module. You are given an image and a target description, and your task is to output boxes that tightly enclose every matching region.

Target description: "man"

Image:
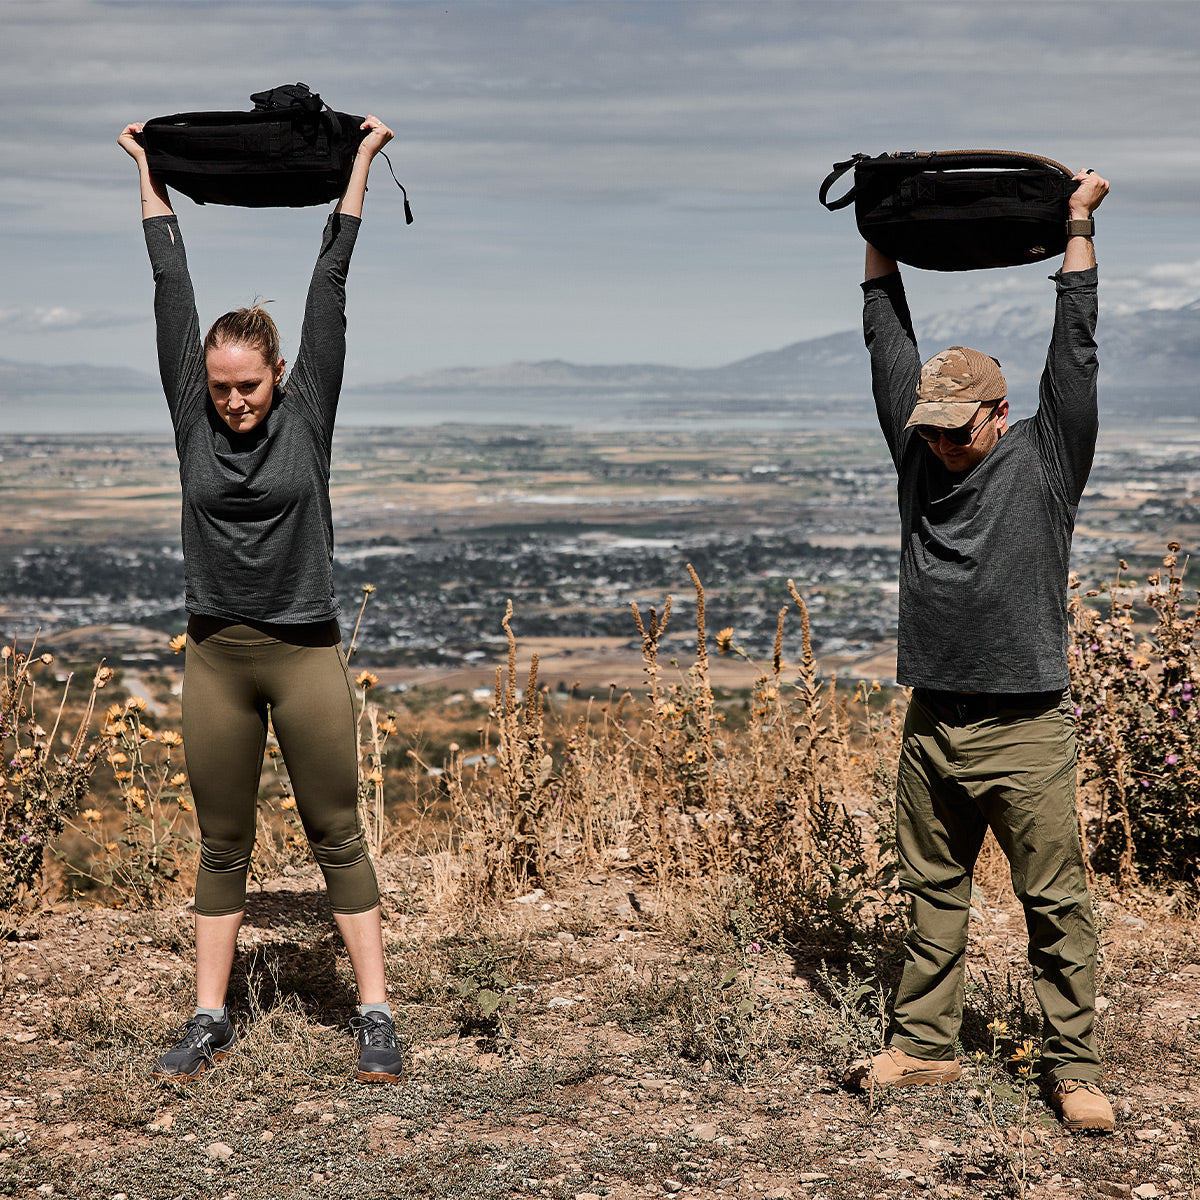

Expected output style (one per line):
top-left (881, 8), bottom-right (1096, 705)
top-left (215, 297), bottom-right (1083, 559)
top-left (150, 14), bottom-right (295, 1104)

top-left (852, 168), bottom-right (1113, 1132)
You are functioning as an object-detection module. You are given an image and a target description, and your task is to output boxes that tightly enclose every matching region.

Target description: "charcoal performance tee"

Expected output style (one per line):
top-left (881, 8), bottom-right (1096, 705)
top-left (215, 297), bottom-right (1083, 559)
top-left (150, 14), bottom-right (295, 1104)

top-left (862, 267), bottom-right (1099, 693)
top-left (144, 212), bottom-right (360, 624)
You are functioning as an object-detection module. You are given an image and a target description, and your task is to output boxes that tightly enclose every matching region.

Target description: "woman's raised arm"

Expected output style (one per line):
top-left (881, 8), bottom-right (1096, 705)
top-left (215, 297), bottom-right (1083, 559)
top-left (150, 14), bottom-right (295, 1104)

top-left (333, 115), bottom-right (394, 219)
top-left (117, 123), bottom-right (174, 219)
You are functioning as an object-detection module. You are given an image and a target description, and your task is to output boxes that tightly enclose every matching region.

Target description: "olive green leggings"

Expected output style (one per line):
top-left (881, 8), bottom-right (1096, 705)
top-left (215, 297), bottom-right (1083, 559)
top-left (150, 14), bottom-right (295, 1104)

top-left (183, 616), bottom-right (379, 917)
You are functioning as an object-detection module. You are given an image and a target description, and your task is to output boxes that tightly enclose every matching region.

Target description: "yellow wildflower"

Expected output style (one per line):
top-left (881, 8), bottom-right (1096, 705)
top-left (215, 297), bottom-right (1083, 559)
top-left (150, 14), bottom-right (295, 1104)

top-left (125, 696), bottom-right (147, 712)
top-left (356, 671), bottom-right (379, 690)
top-left (362, 584), bottom-right (376, 595)
top-left (168, 772), bottom-right (187, 788)
top-left (169, 634), bottom-right (187, 654)
top-left (280, 796), bottom-right (297, 811)
top-left (366, 768), bottom-right (384, 785)
top-left (126, 787), bottom-right (147, 809)
top-left (1009, 1039), bottom-right (1037, 1062)
top-left (378, 716), bottom-right (398, 736)
top-left (177, 797), bottom-right (193, 813)
top-left (986, 1019), bottom-right (1009, 1036)
top-left (716, 627), bottom-right (734, 655)
top-left (81, 808), bottom-right (102, 822)
top-left (159, 731), bottom-right (183, 747)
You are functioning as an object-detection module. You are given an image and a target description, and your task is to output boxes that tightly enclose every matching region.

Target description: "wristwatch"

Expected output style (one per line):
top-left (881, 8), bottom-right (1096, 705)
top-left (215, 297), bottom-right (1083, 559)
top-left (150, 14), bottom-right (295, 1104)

top-left (1066, 217), bottom-right (1095, 238)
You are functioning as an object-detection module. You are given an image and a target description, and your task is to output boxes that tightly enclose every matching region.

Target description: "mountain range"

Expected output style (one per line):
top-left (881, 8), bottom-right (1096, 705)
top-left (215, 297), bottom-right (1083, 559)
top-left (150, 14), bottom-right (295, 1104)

top-left (3, 294), bottom-right (1197, 423)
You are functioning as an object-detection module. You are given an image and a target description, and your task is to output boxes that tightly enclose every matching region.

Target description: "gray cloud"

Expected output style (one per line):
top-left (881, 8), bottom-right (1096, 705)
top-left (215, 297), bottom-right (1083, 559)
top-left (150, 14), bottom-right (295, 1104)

top-left (1, 0), bottom-right (1197, 383)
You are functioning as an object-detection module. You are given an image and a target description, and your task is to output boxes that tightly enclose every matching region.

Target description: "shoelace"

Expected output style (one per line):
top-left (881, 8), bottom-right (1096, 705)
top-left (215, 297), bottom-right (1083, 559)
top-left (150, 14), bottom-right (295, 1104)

top-left (167, 1017), bottom-right (221, 1060)
top-left (350, 1014), bottom-right (396, 1048)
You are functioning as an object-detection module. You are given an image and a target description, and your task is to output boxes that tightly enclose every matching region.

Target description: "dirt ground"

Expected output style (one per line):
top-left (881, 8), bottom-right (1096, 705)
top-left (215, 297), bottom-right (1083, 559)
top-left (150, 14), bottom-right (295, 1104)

top-left (1, 857), bottom-right (1198, 1200)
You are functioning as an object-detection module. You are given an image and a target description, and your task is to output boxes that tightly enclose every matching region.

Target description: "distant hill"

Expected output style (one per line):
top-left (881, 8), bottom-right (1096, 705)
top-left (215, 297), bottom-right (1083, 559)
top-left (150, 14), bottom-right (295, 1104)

top-left (2, 295), bottom-right (1196, 423)
top-left (371, 293), bottom-right (1200, 416)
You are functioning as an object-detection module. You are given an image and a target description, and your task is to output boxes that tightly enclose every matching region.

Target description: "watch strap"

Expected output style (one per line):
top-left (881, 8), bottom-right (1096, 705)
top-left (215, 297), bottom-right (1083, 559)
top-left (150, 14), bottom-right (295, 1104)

top-left (1066, 217), bottom-right (1095, 238)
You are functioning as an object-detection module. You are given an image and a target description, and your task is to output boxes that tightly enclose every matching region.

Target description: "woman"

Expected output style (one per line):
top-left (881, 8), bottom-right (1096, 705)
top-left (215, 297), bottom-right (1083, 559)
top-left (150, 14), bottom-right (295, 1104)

top-left (118, 114), bottom-right (402, 1084)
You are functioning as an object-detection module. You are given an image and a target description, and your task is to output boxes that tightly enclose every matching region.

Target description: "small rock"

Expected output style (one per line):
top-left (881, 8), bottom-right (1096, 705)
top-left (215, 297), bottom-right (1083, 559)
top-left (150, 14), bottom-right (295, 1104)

top-left (1120, 915), bottom-right (1146, 929)
top-left (514, 888), bottom-right (545, 904)
top-left (766, 1189), bottom-right (793, 1200)
top-left (663, 1181), bottom-right (683, 1195)
top-left (689, 1122), bottom-right (719, 1141)
top-left (1134, 1128), bottom-right (1162, 1140)
top-left (260, 1131), bottom-right (274, 1142)
top-left (1132, 1186), bottom-right (1160, 1200)
top-left (555, 931), bottom-right (576, 943)
top-left (1095, 1183), bottom-right (1130, 1199)
top-left (37, 1186), bottom-right (54, 1196)
top-left (547, 997), bottom-right (575, 1008)
top-left (798, 1173), bottom-right (828, 1183)
top-left (205, 1142), bottom-right (234, 1161)
top-left (575, 1194), bottom-right (602, 1200)
top-left (318, 1112), bottom-right (338, 1124)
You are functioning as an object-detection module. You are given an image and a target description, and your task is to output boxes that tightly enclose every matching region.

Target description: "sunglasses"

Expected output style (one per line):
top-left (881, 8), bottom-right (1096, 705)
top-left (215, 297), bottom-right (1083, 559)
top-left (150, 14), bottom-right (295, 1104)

top-left (914, 406), bottom-right (998, 446)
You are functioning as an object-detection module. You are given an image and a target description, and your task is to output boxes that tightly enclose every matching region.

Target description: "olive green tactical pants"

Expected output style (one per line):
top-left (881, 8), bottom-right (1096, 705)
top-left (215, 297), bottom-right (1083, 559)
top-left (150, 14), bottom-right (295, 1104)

top-left (183, 616), bottom-right (379, 918)
top-left (890, 689), bottom-right (1101, 1084)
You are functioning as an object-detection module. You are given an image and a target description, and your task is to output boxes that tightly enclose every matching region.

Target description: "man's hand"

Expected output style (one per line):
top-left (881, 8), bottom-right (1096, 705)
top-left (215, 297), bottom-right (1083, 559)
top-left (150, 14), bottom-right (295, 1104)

top-left (1070, 169), bottom-right (1109, 219)
top-left (1063, 169), bottom-right (1108, 272)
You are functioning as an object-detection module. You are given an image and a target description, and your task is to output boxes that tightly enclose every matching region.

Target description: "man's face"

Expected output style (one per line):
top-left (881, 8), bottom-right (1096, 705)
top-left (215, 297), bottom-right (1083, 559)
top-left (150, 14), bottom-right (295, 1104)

top-left (923, 400), bottom-right (1009, 474)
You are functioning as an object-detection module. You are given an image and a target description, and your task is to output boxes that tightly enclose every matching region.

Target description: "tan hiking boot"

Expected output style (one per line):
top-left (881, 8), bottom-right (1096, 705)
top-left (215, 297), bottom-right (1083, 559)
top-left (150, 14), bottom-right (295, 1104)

top-left (1050, 1079), bottom-right (1114, 1132)
top-left (845, 1045), bottom-right (962, 1090)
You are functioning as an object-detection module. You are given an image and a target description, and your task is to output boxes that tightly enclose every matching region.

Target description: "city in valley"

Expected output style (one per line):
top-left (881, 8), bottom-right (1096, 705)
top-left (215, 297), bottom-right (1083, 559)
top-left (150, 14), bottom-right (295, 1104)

top-left (2, 420), bottom-right (1198, 695)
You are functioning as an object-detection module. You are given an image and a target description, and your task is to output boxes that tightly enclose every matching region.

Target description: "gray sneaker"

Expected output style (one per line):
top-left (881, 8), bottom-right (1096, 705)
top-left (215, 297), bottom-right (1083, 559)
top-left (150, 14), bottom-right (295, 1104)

top-left (152, 1014), bottom-right (237, 1081)
top-left (351, 1012), bottom-right (405, 1083)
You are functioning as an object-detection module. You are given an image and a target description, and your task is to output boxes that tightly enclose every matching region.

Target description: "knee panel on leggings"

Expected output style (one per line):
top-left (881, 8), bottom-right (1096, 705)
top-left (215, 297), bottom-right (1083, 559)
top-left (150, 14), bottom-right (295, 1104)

top-left (309, 831), bottom-right (380, 914)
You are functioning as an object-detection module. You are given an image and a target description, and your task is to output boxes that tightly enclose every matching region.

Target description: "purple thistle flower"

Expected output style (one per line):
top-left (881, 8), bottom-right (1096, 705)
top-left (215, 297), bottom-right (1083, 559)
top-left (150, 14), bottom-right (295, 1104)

top-left (1166, 754), bottom-right (1179, 766)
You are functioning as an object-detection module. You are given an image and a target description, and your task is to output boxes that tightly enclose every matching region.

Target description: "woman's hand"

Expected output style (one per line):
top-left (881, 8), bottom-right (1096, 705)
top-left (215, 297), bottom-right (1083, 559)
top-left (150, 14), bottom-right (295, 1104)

top-left (336, 115), bottom-right (395, 218)
top-left (356, 115), bottom-right (394, 161)
top-left (119, 122), bottom-right (174, 219)
top-left (118, 122), bottom-right (148, 165)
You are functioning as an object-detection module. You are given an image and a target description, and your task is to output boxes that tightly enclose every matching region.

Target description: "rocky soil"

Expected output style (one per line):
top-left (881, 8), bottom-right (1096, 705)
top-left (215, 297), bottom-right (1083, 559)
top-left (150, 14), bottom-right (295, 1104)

top-left (1, 858), bottom-right (1198, 1200)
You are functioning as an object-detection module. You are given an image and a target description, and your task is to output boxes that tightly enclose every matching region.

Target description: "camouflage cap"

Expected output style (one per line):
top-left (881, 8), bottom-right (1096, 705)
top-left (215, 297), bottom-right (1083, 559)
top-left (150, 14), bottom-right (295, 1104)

top-left (905, 346), bottom-right (1007, 429)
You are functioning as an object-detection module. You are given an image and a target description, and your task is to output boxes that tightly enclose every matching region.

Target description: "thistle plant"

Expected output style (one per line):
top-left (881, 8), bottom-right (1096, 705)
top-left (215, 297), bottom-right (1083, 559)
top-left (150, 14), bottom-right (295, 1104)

top-left (0, 639), bottom-right (112, 910)
top-left (1070, 543), bottom-right (1200, 884)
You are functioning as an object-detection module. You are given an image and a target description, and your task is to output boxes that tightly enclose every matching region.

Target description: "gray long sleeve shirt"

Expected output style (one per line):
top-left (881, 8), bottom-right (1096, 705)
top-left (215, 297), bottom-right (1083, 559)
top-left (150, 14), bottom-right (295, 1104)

top-left (144, 212), bottom-right (360, 624)
top-left (862, 267), bottom-right (1099, 692)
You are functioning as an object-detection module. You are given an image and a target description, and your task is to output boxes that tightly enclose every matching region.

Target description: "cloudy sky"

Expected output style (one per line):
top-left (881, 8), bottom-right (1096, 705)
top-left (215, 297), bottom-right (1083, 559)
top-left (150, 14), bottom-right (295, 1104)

top-left (2, 0), bottom-right (1198, 386)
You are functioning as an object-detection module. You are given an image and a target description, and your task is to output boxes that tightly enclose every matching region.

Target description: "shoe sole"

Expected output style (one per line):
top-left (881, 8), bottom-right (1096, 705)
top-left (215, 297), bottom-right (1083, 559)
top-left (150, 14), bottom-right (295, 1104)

top-left (356, 1068), bottom-right (402, 1084)
top-left (1058, 1115), bottom-right (1115, 1133)
top-left (878, 1065), bottom-right (963, 1088)
top-left (152, 1049), bottom-right (232, 1082)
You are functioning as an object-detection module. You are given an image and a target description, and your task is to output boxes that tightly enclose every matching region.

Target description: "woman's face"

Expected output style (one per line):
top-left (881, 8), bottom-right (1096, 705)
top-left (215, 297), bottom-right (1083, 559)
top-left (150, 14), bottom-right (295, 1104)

top-left (205, 342), bottom-right (285, 434)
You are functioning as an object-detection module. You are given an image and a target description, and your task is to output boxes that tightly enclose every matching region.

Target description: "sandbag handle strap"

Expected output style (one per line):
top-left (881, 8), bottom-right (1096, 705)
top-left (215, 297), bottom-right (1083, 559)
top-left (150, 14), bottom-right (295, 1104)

top-left (818, 154), bottom-right (867, 211)
top-left (378, 151), bottom-right (414, 224)
top-left (880, 149), bottom-right (1076, 177)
